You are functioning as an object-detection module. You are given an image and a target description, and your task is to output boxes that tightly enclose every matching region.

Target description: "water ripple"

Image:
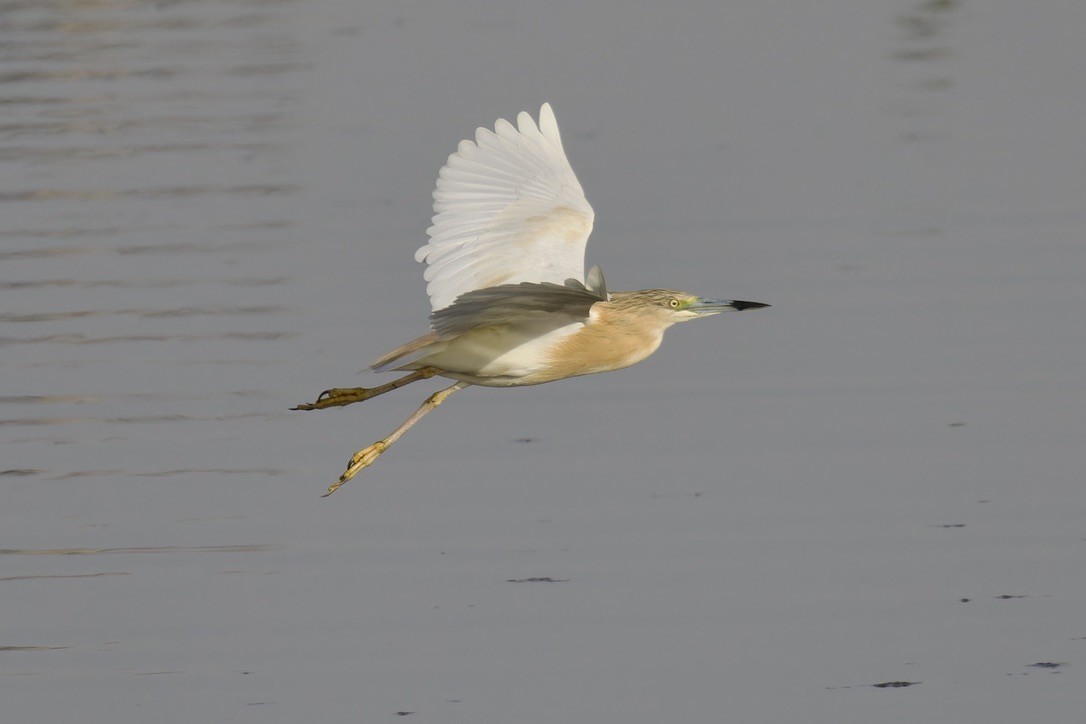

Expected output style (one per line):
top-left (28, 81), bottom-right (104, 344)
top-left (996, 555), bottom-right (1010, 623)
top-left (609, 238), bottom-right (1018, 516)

top-left (0, 276), bottom-right (287, 290)
top-left (0, 572), bottom-right (129, 582)
top-left (0, 545), bottom-right (276, 556)
top-left (0, 412), bottom-right (274, 427)
top-left (0, 306), bottom-right (286, 323)
top-left (0, 331), bottom-right (292, 346)
top-left (0, 184), bottom-right (297, 202)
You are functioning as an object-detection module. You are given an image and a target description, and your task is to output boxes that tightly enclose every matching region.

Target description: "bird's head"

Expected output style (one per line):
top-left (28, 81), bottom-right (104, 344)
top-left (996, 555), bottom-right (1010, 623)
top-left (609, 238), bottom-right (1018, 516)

top-left (607, 289), bottom-right (769, 329)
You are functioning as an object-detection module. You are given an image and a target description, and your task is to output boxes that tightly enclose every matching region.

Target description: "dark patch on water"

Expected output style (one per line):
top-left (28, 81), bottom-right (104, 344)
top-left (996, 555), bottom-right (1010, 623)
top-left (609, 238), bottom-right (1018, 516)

top-left (872, 681), bottom-right (920, 688)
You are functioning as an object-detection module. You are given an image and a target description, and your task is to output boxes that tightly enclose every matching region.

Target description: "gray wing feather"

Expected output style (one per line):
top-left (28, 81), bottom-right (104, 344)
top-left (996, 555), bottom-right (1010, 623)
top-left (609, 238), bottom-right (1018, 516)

top-left (430, 281), bottom-right (604, 338)
top-left (584, 264), bottom-right (608, 299)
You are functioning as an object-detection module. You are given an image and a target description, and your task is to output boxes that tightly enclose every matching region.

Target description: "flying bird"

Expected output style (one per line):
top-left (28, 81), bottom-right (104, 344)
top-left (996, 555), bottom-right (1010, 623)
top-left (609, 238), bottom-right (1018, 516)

top-left (294, 104), bottom-right (767, 495)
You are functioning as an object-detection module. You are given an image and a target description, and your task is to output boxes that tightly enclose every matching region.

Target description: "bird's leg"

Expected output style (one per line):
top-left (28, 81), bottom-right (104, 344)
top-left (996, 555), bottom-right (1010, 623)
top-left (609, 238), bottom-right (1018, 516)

top-left (322, 381), bottom-right (471, 497)
top-left (291, 367), bottom-right (441, 411)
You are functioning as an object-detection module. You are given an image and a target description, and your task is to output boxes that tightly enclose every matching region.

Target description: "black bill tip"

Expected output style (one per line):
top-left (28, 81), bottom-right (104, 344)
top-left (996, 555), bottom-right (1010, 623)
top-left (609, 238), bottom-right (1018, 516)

top-left (730, 300), bottom-right (770, 311)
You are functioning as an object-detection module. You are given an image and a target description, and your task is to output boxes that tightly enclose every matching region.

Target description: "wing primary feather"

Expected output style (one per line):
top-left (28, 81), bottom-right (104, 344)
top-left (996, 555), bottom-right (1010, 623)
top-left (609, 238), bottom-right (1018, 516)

top-left (417, 104), bottom-right (595, 312)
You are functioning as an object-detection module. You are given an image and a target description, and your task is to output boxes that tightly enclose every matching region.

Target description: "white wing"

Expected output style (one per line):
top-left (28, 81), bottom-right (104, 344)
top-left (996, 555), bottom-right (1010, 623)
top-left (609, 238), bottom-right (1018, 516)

top-left (415, 103), bottom-right (595, 313)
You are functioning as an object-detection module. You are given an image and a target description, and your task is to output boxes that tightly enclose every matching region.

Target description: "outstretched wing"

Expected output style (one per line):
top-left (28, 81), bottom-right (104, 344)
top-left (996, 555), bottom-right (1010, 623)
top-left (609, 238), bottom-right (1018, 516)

top-left (415, 103), bottom-right (595, 313)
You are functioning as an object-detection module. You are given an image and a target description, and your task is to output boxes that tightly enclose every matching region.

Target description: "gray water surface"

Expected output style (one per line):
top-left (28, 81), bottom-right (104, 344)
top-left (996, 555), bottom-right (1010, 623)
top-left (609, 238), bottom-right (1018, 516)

top-left (4, 1), bottom-right (1086, 722)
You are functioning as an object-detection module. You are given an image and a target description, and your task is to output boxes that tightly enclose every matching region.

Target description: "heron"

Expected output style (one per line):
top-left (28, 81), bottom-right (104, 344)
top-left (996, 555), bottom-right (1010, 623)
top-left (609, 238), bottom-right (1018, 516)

top-left (294, 103), bottom-right (768, 496)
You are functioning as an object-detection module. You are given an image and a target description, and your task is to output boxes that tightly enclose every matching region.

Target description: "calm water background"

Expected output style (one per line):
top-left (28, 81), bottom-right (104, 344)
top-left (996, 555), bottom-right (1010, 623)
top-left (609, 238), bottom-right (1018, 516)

top-left (3, 1), bottom-right (1085, 722)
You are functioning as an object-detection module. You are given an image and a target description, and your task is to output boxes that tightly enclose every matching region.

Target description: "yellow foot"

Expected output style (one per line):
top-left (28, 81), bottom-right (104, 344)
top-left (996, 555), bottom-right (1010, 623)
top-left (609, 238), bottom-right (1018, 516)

top-left (292, 387), bottom-right (376, 411)
top-left (321, 441), bottom-right (389, 497)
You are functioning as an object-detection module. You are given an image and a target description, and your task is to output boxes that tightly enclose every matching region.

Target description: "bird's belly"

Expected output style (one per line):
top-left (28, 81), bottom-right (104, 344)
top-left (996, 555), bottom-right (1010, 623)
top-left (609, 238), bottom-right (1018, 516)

top-left (417, 319), bottom-right (665, 387)
top-left (418, 323), bottom-right (586, 386)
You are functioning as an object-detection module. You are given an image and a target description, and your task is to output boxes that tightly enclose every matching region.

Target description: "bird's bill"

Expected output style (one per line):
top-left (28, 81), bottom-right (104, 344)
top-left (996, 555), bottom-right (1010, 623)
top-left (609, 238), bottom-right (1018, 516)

top-left (690, 298), bottom-right (770, 316)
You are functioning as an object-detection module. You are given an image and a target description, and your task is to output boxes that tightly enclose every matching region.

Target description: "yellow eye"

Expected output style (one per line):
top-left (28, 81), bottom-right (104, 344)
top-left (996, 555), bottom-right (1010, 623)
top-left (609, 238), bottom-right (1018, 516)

top-left (668, 298), bottom-right (680, 308)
